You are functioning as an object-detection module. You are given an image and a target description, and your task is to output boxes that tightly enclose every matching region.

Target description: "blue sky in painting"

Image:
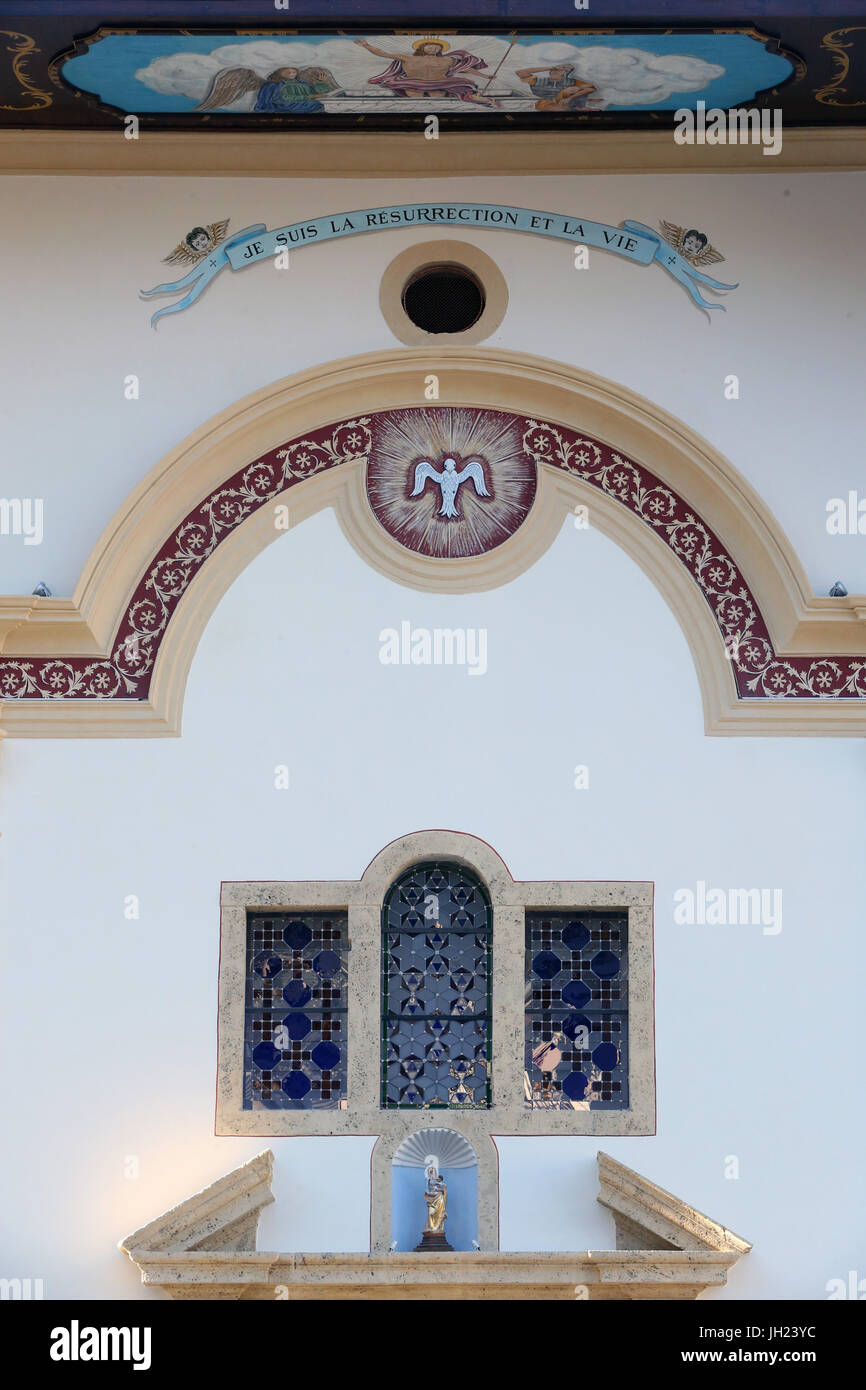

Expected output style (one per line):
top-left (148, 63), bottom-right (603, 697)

top-left (63, 32), bottom-right (793, 114)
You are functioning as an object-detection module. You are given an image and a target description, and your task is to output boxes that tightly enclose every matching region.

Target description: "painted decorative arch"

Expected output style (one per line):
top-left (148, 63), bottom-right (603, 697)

top-left (1, 348), bottom-right (864, 737)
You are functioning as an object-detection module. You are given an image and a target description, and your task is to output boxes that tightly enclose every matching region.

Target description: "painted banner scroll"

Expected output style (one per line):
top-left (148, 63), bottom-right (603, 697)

top-left (141, 204), bottom-right (738, 326)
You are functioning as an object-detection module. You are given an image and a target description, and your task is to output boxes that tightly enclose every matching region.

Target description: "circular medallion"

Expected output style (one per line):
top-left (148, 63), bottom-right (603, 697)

top-left (366, 407), bottom-right (537, 559)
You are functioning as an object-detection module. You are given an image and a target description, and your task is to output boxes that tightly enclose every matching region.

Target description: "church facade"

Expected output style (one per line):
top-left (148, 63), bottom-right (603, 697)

top-left (0, 0), bottom-right (865, 1305)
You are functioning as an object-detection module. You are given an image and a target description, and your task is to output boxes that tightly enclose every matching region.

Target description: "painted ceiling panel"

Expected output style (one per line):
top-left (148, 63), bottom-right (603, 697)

top-left (0, 6), bottom-right (864, 128)
top-left (60, 31), bottom-right (794, 117)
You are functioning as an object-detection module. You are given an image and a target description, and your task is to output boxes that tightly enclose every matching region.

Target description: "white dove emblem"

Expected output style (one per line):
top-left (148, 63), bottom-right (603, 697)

top-left (409, 455), bottom-right (490, 519)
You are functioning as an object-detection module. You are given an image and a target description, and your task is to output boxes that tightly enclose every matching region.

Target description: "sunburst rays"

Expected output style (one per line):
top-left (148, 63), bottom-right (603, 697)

top-left (367, 407), bottom-right (536, 558)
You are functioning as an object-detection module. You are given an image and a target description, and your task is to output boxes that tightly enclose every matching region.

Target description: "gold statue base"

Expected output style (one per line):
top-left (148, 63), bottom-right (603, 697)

top-left (414, 1230), bottom-right (454, 1252)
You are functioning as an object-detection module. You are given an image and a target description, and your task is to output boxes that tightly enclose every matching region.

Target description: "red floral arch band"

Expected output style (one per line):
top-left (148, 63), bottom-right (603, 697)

top-left (1, 408), bottom-right (863, 702)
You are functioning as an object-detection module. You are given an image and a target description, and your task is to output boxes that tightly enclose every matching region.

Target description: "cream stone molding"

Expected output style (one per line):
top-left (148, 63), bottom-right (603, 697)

top-left (119, 1150), bottom-right (275, 1257)
top-left (217, 830), bottom-right (656, 1184)
top-left (2, 128), bottom-right (866, 177)
top-left (378, 239), bottom-right (508, 346)
top-left (1, 348), bottom-right (864, 737)
top-left (597, 1153), bottom-right (752, 1255)
top-left (120, 1149), bottom-right (750, 1300)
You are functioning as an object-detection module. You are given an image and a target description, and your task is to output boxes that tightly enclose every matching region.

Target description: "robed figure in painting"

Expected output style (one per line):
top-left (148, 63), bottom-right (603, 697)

top-left (354, 36), bottom-right (498, 107)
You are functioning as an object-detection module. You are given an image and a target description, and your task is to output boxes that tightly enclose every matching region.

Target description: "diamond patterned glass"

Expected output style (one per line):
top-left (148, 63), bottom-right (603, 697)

top-left (244, 910), bottom-right (348, 1110)
top-left (524, 910), bottom-right (628, 1109)
top-left (382, 861), bottom-right (491, 1109)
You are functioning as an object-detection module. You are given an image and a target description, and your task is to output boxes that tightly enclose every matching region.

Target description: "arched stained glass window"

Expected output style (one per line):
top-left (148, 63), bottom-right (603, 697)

top-left (381, 861), bottom-right (492, 1109)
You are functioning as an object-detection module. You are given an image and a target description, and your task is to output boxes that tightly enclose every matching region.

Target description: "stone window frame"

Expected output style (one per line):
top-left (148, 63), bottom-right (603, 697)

top-left (216, 829), bottom-right (655, 1142)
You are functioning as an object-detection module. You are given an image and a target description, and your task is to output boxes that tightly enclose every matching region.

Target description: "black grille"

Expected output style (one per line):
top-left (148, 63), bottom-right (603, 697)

top-left (402, 264), bottom-right (485, 334)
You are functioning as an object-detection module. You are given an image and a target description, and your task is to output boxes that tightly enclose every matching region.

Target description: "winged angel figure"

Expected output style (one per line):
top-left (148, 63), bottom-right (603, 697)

top-left (195, 63), bottom-right (340, 113)
top-left (162, 219), bottom-right (229, 267)
top-left (659, 220), bottom-right (726, 267)
top-left (410, 456), bottom-right (490, 519)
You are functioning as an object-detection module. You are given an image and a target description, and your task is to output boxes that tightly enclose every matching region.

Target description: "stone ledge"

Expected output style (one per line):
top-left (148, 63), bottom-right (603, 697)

top-left (129, 1248), bottom-right (740, 1301)
top-left (2, 129), bottom-right (865, 177)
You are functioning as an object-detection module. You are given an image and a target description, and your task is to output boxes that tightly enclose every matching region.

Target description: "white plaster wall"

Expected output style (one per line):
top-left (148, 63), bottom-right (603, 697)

top-left (1, 510), bottom-right (864, 1299)
top-left (0, 171), bottom-right (864, 598)
top-left (1, 168), bottom-right (865, 1301)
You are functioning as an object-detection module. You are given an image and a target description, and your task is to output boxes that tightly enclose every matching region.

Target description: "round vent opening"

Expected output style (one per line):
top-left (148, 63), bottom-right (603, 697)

top-left (401, 263), bottom-right (486, 335)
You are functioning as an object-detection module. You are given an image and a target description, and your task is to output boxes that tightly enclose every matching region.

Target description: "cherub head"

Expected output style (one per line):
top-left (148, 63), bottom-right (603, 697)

top-left (443, 457), bottom-right (457, 473)
top-left (185, 226), bottom-right (211, 253)
top-left (682, 229), bottom-right (708, 258)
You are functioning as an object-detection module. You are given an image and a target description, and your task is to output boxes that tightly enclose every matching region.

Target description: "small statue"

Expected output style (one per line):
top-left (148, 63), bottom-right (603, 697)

top-left (414, 1154), bottom-right (453, 1251)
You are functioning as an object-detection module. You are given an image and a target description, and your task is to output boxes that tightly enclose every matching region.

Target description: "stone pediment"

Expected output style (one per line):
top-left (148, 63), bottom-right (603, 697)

top-left (120, 1150), bottom-right (750, 1301)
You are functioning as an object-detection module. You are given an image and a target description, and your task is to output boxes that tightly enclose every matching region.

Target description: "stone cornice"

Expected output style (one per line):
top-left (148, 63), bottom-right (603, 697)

top-left (1, 129), bottom-right (865, 177)
top-left (128, 1248), bottom-right (741, 1300)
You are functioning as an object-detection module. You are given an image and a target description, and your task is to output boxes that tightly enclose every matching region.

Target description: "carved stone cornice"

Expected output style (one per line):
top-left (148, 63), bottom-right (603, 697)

top-left (128, 1248), bottom-right (742, 1301)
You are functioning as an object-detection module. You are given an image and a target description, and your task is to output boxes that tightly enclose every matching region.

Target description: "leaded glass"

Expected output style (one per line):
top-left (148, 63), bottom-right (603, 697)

top-left (524, 910), bottom-right (628, 1109)
top-left (382, 861), bottom-right (491, 1109)
top-left (243, 910), bottom-right (348, 1110)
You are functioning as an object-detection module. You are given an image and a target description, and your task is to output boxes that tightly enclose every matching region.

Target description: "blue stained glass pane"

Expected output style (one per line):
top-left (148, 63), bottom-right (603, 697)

top-left (253, 953), bottom-right (284, 980)
top-left (382, 861), bottom-right (492, 1109)
top-left (244, 910), bottom-right (348, 1111)
top-left (561, 1011), bottom-right (591, 1041)
top-left (561, 979), bottom-right (591, 1009)
top-left (532, 950), bottom-right (561, 980)
top-left (282, 1012), bottom-right (311, 1040)
top-left (524, 910), bottom-right (629, 1111)
top-left (562, 920), bottom-right (591, 951)
top-left (282, 1071), bottom-right (311, 1100)
top-left (283, 979), bottom-right (311, 1007)
top-left (593, 1042), bottom-right (619, 1071)
top-left (283, 920), bottom-right (313, 951)
top-left (591, 951), bottom-right (620, 979)
top-left (562, 1070), bottom-right (589, 1100)
top-left (252, 1041), bottom-right (281, 1071)
top-left (313, 949), bottom-right (341, 978)
top-left (311, 1040), bottom-right (340, 1071)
